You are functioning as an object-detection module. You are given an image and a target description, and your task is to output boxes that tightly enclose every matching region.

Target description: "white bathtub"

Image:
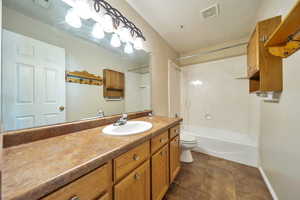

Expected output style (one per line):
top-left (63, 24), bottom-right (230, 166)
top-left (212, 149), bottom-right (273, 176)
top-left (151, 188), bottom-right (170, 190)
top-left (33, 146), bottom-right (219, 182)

top-left (182, 126), bottom-right (258, 167)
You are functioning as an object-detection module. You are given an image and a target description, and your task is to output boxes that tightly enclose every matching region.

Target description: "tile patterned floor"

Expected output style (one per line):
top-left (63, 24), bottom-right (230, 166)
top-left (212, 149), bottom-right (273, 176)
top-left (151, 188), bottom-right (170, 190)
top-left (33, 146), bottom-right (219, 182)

top-left (165, 152), bottom-right (273, 200)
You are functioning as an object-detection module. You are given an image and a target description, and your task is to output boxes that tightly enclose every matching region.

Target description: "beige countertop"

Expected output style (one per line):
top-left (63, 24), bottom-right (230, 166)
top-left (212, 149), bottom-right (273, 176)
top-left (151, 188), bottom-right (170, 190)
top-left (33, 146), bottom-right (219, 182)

top-left (3, 116), bottom-right (182, 200)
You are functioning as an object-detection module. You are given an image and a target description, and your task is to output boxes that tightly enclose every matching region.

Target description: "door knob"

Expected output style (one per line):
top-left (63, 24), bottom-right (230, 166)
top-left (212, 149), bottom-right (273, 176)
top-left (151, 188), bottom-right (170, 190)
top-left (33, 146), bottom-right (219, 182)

top-left (59, 106), bottom-right (65, 111)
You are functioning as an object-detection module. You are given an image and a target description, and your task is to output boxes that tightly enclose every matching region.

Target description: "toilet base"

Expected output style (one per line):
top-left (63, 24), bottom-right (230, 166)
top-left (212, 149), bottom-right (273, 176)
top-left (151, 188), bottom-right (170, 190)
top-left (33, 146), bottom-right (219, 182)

top-left (180, 149), bottom-right (194, 163)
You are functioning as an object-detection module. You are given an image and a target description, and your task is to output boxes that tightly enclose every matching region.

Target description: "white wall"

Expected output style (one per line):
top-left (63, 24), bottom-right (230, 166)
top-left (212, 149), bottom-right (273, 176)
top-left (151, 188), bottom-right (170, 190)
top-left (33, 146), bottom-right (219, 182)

top-left (125, 72), bottom-right (151, 113)
top-left (181, 55), bottom-right (260, 143)
top-left (256, 0), bottom-right (300, 199)
top-left (2, 6), bottom-right (146, 122)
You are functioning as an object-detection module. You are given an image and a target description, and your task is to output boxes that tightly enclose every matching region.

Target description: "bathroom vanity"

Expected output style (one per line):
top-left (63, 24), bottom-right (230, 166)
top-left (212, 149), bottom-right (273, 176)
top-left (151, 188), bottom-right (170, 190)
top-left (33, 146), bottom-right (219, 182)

top-left (2, 112), bottom-right (182, 200)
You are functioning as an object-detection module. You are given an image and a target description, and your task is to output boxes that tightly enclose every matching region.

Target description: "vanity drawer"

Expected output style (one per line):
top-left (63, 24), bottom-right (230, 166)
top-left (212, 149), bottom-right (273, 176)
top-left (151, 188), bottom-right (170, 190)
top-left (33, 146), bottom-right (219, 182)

top-left (41, 162), bottom-right (112, 200)
top-left (169, 125), bottom-right (180, 139)
top-left (151, 131), bottom-right (169, 154)
top-left (97, 193), bottom-right (111, 200)
top-left (114, 141), bottom-right (150, 182)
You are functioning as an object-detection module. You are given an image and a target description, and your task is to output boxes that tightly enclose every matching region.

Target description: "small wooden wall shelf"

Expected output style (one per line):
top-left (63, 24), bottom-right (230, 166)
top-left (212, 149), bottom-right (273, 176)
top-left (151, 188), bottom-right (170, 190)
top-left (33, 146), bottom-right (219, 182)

top-left (66, 70), bottom-right (103, 86)
top-left (265, 0), bottom-right (300, 58)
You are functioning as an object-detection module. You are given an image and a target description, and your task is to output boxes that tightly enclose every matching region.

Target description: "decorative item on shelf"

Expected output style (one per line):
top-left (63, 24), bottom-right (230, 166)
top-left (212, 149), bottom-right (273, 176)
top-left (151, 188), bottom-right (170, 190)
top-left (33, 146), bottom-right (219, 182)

top-left (61, 0), bottom-right (146, 54)
top-left (66, 70), bottom-right (103, 86)
top-left (265, 0), bottom-right (300, 58)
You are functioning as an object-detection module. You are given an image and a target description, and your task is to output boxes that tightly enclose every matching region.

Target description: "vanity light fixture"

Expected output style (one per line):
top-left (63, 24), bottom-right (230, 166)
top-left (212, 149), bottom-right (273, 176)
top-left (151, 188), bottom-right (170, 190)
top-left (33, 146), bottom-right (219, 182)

top-left (74, 0), bottom-right (92, 19)
top-left (124, 42), bottom-right (133, 54)
top-left (92, 22), bottom-right (105, 39)
top-left (111, 33), bottom-right (121, 47)
top-left (62, 0), bottom-right (146, 53)
top-left (65, 8), bottom-right (82, 28)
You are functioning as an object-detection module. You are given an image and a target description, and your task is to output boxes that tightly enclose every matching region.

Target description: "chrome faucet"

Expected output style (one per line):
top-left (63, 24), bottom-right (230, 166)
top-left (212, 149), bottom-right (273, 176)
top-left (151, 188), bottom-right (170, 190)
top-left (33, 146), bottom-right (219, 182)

top-left (97, 109), bottom-right (105, 118)
top-left (114, 114), bottom-right (128, 126)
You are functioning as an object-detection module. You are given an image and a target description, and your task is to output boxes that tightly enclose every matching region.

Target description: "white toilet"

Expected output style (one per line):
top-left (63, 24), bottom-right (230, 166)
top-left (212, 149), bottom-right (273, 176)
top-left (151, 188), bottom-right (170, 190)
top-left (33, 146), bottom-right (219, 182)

top-left (180, 134), bottom-right (197, 163)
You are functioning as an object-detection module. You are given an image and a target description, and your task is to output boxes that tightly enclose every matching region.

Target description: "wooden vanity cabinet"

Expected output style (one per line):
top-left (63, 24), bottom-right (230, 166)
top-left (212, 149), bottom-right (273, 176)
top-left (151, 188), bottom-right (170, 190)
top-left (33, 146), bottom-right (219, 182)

top-left (247, 16), bottom-right (283, 93)
top-left (169, 135), bottom-right (180, 183)
top-left (41, 124), bottom-right (181, 200)
top-left (151, 144), bottom-right (170, 200)
top-left (114, 161), bottom-right (151, 200)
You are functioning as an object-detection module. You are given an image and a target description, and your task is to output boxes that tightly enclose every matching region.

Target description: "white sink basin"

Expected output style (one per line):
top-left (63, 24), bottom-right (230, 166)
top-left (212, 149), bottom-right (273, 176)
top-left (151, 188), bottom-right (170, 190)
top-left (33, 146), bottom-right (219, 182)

top-left (103, 121), bottom-right (152, 136)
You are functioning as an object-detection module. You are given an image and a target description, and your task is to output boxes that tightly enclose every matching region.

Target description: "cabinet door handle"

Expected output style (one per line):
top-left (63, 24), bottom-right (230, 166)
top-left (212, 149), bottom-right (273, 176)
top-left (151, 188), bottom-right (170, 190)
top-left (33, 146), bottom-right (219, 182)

top-left (70, 196), bottom-right (80, 200)
top-left (133, 154), bottom-right (140, 161)
top-left (134, 173), bottom-right (140, 180)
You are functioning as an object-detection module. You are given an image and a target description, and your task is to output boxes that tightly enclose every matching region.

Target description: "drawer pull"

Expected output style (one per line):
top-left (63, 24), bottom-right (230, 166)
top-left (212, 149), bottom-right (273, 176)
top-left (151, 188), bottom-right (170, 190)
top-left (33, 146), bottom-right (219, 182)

top-left (160, 138), bottom-right (167, 143)
top-left (133, 154), bottom-right (140, 161)
top-left (70, 196), bottom-right (80, 200)
top-left (134, 173), bottom-right (140, 180)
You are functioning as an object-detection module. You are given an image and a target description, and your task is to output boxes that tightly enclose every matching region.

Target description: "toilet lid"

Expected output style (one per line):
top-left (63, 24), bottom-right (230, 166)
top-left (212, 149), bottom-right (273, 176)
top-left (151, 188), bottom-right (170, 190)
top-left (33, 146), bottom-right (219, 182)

top-left (180, 134), bottom-right (196, 143)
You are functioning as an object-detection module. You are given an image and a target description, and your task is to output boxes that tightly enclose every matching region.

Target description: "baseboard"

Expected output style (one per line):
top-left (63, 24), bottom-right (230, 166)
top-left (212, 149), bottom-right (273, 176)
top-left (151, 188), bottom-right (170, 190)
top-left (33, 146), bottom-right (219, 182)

top-left (258, 167), bottom-right (279, 200)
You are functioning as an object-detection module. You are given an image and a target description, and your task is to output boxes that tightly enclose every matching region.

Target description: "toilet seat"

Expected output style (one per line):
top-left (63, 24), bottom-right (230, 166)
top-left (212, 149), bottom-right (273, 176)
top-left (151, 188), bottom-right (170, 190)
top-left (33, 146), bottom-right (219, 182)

top-left (180, 134), bottom-right (197, 144)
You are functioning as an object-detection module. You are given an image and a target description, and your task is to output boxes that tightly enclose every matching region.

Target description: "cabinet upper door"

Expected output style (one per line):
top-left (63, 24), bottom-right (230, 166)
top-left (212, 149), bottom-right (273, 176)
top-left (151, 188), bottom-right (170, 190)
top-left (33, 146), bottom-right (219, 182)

top-left (104, 69), bottom-right (124, 90)
top-left (114, 161), bottom-right (150, 200)
top-left (170, 135), bottom-right (180, 183)
top-left (247, 28), bottom-right (259, 77)
top-left (151, 144), bottom-right (169, 200)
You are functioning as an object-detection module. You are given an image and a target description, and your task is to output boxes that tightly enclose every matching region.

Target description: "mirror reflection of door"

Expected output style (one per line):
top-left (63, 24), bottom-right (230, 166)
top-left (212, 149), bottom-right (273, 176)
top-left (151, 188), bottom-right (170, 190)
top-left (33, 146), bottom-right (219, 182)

top-left (2, 29), bottom-right (66, 131)
top-left (168, 60), bottom-right (181, 118)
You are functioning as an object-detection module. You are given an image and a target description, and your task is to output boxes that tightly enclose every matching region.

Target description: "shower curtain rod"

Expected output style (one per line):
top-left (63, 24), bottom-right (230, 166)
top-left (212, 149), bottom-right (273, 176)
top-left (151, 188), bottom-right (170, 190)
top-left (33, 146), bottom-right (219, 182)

top-left (177, 42), bottom-right (248, 60)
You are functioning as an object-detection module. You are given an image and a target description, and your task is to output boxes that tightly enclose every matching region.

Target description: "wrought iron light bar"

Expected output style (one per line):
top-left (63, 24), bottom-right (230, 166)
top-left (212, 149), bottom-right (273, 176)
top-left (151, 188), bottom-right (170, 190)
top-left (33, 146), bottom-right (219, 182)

top-left (93, 0), bottom-right (146, 41)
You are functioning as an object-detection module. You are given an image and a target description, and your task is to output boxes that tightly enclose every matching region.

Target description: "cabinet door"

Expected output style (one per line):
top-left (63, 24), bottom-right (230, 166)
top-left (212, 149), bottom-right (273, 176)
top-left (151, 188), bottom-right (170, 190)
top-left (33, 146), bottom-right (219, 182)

top-left (114, 161), bottom-right (150, 200)
top-left (151, 145), bottom-right (169, 200)
top-left (170, 135), bottom-right (180, 183)
top-left (247, 28), bottom-right (259, 77)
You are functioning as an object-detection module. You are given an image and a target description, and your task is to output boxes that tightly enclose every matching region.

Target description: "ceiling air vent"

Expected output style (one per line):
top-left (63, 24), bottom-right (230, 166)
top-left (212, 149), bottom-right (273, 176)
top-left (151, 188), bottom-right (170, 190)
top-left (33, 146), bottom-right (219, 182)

top-left (201, 4), bottom-right (219, 19)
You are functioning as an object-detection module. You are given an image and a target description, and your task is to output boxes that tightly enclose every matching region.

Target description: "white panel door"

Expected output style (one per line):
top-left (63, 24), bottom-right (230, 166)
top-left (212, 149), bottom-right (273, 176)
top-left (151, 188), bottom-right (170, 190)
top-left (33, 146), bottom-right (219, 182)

top-left (2, 30), bottom-right (66, 131)
top-left (168, 60), bottom-right (181, 118)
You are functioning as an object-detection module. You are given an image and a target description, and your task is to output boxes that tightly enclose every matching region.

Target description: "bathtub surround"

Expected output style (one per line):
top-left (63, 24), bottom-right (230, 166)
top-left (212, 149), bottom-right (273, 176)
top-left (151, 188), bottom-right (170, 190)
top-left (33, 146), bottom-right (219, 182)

top-left (180, 56), bottom-right (260, 167)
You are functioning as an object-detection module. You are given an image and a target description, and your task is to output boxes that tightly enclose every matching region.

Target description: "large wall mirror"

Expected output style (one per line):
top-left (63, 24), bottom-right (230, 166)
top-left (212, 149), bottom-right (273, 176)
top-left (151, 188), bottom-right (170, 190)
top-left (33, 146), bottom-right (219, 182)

top-left (2, 0), bottom-right (151, 131)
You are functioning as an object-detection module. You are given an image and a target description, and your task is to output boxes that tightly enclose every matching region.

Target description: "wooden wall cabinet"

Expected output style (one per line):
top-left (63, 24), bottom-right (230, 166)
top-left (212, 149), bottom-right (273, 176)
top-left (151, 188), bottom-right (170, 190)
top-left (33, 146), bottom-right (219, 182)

top-left (103, 69), bottom-right (125, 98)
top-left (247, 16), bottom-right (283, 93)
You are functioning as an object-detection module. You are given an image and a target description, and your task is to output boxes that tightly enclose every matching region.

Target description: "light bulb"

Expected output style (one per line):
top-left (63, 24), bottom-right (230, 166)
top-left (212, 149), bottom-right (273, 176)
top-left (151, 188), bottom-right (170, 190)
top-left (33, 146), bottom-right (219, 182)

top-left (118, 27), bottom-right (132, 43)
top-left (92, 23), bottom-right (105, 39)
top-left (103, 14), bottom-right (114, 33)
top-left (91, 9), bottom-right (105, 24)
top-left (124, 42), bottom-right (133, 54)
top-left (134, 37), bottom-right (143, 50)
top-left (65, 8), bottom-right (82, 28)
top-left (74, 0), bottom-right (92, 20)
top-left (111, 33), bottom-right (121, 47)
